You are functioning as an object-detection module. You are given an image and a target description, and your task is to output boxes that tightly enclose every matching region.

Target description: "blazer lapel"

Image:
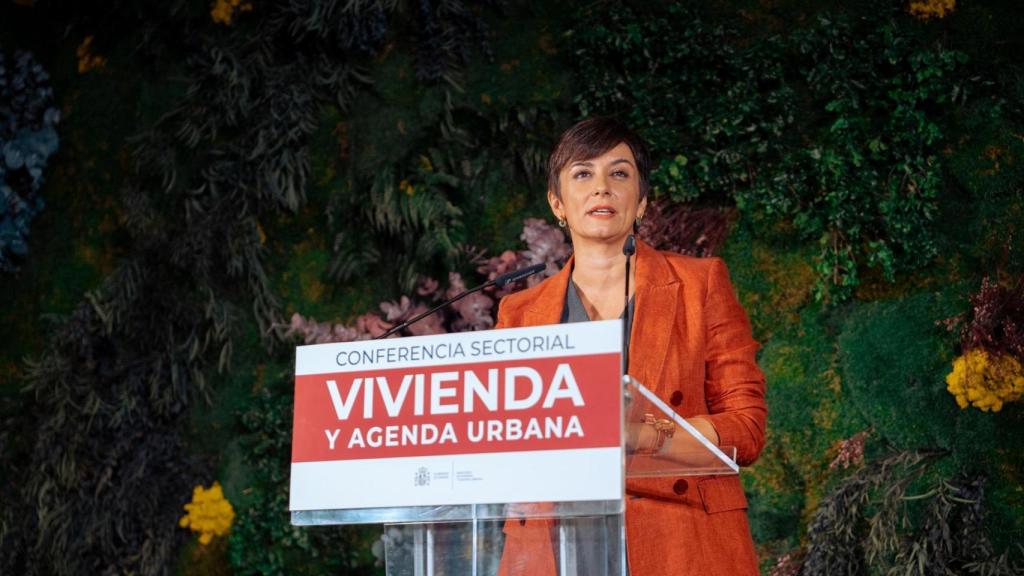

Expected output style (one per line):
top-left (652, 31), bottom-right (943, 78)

top-left (521, 254), bottom-right (573, 327)
top-left (630, 240), bottom-right (682, 394)
top-left (514, 244), bottom-right (683, 394)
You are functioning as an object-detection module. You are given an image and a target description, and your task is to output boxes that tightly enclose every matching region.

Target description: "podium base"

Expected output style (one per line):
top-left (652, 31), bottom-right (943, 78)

top-left (383, 514), bottom-right (626, 576)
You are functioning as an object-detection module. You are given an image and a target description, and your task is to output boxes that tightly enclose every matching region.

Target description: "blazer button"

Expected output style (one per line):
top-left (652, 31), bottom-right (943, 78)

top-left (670, 390), bottom-right (683, 406)
top-left (672, 479), bottom-right (688, 495)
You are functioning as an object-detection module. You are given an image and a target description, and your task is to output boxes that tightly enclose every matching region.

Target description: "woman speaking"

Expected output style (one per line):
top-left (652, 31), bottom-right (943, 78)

top-left (496, 117), bottom-right (767, 575)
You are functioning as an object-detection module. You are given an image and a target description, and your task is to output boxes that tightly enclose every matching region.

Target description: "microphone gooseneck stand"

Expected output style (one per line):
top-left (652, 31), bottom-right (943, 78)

top-left (374, 263), bottom-right (546, 340)
top-left (622, 234), bottom-right (636, 376)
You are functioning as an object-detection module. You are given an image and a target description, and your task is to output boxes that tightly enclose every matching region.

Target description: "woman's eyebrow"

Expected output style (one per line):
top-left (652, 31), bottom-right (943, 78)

top-left (570, 158), bottom-right (634, 168)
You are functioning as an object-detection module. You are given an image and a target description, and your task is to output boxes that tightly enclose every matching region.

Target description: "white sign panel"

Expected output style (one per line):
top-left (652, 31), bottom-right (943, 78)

top-left (290, 321), bottom-right (623, 511)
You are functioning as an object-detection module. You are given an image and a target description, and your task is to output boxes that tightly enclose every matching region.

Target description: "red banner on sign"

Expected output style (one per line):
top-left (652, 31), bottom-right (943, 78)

top-left (292, 353), bottom-right (621, 463)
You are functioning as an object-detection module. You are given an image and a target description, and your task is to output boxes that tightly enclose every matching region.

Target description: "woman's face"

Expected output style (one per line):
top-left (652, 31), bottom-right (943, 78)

top-left (549, 142), bottom-right (647, 247)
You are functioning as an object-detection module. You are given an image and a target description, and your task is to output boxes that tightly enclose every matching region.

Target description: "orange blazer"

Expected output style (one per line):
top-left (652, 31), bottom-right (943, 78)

top-left (496, 239), bottom-right (766, 576)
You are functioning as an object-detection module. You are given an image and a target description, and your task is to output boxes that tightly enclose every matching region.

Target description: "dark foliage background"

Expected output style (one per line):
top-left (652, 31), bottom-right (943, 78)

top-left (1, 0), bottom-right (1022, 574)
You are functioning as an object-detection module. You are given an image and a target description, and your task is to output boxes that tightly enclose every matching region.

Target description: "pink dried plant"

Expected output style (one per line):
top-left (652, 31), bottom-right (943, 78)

top-left (956, 276), bottom-right (1024, 361)
top-left (380, 296), bottom-right (415, 323)
top-left (451, 292), bottom-right (495, 332)
top-left (477, 249), bottom-right (520, 282)
top-left (769, 549), bottom-right (806, 576)
top-left (355, 313), bottom-right (393, 339)
top-left (829, 429), bottom-right (869, 470)
top-left (285, 218), bottom-right (572, 343)
top-left (519, 217), bottom-right (572, 285)
top-left (405, 304), bottom-right (446, 336)
top-left (282, 312), bottom-right (367, 344)
top-left (445, 272), bottom-right (494, 331)
top-left (416, 276), bottom-right (441, 298)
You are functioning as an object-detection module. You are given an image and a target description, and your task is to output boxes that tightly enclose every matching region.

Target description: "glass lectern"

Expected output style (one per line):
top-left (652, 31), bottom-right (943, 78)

top-left (291, 376), bottom-right (738, 576)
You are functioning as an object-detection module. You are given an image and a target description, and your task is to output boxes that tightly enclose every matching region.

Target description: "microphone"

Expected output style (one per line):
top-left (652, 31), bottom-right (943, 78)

top-left (623, 235), bottom-right (637, 257)
top-left (622, 235), bottom-right (636, 376)
top-left (375, 263), bottom-right (546, 340)
top-left (494, 263), bottom-right (546, 288)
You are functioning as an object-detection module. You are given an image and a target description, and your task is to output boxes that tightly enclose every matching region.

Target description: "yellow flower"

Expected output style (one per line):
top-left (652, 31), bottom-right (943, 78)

top-left (256, 221), bottom-right (266, 245)
top-left (945, 349), bottom-right (1024, 412)
top-left (908, 0), bottom-right (955, 20)
top-left (76, 36), bottom-right (106, 74)
top-left (211, 0), bottom-right (253, 25)
top-left (179, 482), bottom-right (235, 545)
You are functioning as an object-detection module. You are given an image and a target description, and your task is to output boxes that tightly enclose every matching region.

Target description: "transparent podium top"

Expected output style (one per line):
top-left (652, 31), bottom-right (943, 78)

top-left (293, 376), bottom-right (738, 526)
top-left (622, 376), bottom-right (738, 478)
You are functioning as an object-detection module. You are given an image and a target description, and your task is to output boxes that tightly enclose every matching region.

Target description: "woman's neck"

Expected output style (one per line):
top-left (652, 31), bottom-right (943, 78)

top-left (570, 236), bottom-right (636, 296)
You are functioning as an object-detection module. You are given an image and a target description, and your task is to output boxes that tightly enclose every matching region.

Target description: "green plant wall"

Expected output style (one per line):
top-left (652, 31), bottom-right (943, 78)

top-left (1, 1), bottom-right (1023, 575)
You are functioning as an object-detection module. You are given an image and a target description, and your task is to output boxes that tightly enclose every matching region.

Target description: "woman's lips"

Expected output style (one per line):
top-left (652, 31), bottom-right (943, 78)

top-left (586, 206), bottom-right (617, 218)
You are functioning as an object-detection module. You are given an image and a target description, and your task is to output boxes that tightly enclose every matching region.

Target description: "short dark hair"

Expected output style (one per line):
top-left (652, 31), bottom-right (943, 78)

top-left (547, 117), bottom-right (652, 199)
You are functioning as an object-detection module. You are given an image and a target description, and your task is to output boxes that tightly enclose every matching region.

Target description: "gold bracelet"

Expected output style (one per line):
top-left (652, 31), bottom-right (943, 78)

top-left (641, 413), bottom-right (676, 453)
